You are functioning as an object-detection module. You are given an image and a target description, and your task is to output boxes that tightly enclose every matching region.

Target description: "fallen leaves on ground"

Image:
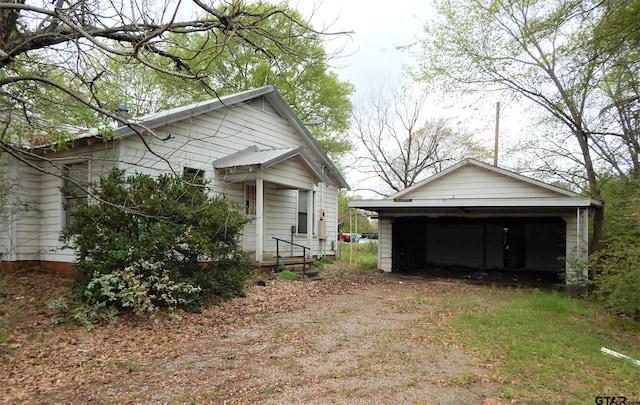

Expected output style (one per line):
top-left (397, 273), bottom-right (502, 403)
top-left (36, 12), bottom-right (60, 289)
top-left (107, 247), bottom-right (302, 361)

top-left (0, 268), bottom-right (385, 404)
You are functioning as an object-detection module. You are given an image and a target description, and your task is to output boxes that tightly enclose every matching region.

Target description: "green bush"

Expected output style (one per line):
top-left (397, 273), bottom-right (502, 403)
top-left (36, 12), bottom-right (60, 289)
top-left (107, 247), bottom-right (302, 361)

top-left (62, 169), bottom-right (251, 319)
top-left (593, 237), bottom-right (640, 320)
top-left (593, 175), bottom-right (640, 320)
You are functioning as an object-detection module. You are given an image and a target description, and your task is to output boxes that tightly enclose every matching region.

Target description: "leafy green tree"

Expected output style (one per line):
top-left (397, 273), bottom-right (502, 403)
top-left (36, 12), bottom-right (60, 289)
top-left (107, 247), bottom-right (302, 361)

top-left (337, 191), bottom-right (376, 235)
top-left (592, 0), bottom-right (640, 176)
top-left (62, 169), bottom-right (251, 317)
top-left (413, 0), bottom-right (640, 252)
top-left (85, 2), bottom-right (355, 157)
top-left (593, 174), bottom-right (640, 319)
top-left (0, 0), bottom-right (352, 174)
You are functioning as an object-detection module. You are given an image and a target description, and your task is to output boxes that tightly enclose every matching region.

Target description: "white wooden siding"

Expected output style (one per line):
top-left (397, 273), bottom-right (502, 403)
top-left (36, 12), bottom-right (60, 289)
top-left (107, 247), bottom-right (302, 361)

top-left (118, 103), bottom-right (329, 179)
top-left (262, 158), bottom-right (315, 190)
top-left (116, 101), bottom-right (340, 260)
top-left (0, 156), bottom-right (15, 260)
top-left (37, 146), bottom-right (118, 263)
top-left (406, 165), bottom-right (564, 200)
top-left (1, 158), bottom-right (41, 261)
top-left (4, 95), bottom-right (345, 266)
top-left (264, 185), bottom-right (298, 253)
top-left (379, 219), bottom-right (392, 271)
top-left (563, 210), bottom-right (588, 283)
top-left (315, 184), bottom-right (339, 257)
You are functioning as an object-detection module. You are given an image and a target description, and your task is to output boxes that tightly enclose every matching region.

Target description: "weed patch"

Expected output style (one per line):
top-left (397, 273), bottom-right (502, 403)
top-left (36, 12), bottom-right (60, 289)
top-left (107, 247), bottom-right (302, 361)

top-left (441, 288), bottom-right (640, 403)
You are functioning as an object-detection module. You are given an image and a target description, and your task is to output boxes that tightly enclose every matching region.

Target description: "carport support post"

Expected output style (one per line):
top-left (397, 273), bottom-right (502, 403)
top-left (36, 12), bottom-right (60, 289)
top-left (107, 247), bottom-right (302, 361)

top-left (570, 207), bottom-right (589, 286)
top-left (579, 208), bottom-right (589, 282)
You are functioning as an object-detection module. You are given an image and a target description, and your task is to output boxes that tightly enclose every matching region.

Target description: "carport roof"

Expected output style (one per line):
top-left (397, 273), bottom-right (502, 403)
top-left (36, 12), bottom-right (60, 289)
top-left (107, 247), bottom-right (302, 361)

top-left (350, 197), bottom-right (598, 212)
top-left (350, 159), bottom-right (602, 212)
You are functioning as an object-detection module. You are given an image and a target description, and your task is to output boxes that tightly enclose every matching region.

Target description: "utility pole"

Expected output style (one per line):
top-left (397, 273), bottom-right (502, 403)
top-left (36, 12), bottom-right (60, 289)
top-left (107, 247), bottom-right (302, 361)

top-left (494, 101), bottom-right (500, 166)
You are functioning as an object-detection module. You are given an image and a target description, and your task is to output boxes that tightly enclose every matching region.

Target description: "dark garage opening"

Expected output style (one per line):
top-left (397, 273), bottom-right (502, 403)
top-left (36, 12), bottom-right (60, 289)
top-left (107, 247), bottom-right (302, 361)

top-left (392, 217), bottom-right (566, 285)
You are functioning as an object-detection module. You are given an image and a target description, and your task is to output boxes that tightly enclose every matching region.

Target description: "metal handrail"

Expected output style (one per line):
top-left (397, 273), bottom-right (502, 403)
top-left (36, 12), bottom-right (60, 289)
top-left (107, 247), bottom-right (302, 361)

top-left (272, 237), bottom-right (309, 275)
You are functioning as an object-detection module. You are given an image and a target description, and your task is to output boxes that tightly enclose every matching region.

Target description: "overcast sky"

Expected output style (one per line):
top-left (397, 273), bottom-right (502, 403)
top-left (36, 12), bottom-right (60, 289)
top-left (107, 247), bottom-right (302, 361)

top-left (300, 1), bottom-right (433, 94)
top-left (295, 1), bottom-right (533, 197)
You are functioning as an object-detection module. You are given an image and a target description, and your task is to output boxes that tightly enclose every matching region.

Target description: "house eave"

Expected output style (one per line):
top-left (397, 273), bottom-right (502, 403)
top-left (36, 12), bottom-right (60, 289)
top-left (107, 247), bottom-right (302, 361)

top-left (113, 86), bottom-right (350, 190)
top-left (350, 197), bottom-right (601, 212)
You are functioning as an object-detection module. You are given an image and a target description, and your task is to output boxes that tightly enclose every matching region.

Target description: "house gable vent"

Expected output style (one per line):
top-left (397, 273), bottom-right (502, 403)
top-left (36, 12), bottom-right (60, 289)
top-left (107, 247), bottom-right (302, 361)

top-left (247, 96), bottom-right (281, 117)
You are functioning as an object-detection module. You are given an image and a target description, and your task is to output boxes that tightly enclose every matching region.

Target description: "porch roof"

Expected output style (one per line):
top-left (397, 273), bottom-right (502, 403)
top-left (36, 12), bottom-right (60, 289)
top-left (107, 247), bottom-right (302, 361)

top-left (212, 145), bottom-right (331, 185)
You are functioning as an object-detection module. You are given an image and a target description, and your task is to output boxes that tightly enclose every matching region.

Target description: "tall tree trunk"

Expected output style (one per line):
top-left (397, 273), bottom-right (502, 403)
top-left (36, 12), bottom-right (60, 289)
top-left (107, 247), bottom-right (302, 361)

top-left (591, 205), bottom-right (604, 254)
top-left (575, 127), bottom-right (604, 254)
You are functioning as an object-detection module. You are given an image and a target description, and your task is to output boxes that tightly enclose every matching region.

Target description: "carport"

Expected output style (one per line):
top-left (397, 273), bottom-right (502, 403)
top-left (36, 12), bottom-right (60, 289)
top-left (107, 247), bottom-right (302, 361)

top-left (350, 159), bottom-right (601, 285)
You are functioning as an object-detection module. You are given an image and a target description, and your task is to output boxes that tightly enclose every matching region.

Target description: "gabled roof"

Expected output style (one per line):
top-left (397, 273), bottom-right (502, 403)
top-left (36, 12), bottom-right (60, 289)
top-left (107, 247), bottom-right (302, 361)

top-left (115, 86), bottom-right (349, 189)
top-left (212, 145), bottom-right (331, 185)
top-left (392, 158), bottom-right (579, 199)
top-left (350, 158), bottom-right (601, 212)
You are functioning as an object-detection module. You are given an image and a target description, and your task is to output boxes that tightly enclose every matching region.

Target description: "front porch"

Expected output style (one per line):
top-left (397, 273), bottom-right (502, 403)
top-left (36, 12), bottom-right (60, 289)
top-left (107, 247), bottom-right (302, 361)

top-left (214, 145), bottom-right (332, 264)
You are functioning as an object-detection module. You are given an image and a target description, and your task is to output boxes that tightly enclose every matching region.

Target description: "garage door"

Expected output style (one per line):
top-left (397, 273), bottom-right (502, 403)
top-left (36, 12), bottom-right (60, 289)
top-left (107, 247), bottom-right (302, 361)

top-left (392, 217), bottom-right (566, 273)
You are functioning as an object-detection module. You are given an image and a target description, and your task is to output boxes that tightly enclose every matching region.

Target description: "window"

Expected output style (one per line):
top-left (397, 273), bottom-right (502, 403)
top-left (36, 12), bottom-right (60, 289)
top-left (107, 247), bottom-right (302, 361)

top-left (245, 184), bottom-right (256, 215)
top-left (63, 162), bottom-right (89, 227)
top-left (297, 190), bottom-right (308, 234)
top-left (183, 167), bottom-right (204, 180)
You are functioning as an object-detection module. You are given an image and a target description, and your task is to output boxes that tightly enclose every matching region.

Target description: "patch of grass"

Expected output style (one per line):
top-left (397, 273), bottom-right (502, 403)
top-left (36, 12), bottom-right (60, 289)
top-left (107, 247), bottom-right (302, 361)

top-left (335, 241), bottom-right (378, 271)
top-left (274, 269), bottom-right (300, 281)
top-left (441, 288), bottom-right (640, 403)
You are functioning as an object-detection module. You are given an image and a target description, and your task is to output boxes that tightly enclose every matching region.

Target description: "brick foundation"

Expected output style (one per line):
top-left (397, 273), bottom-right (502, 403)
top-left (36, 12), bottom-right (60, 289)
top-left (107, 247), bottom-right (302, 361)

top-left (1, 260), bottom-right (73, 276)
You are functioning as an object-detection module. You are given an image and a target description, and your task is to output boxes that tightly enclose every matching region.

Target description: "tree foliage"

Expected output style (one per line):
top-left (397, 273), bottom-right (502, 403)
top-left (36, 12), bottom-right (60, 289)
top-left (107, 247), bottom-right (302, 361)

top-left (97, 3), bottom-right (355, 156)
top-left (590, 174), bottom-right (640, 319)
top-left (413, 0), bottom-right (640, 251)
top-left (592, 0), bottom-right (640, 176)
top-left (62, 169), bottom-right (252, 317)
top-left (0, 0), bottom-right (353, 172)
top-left (337, 191), bottom-right (375, 234)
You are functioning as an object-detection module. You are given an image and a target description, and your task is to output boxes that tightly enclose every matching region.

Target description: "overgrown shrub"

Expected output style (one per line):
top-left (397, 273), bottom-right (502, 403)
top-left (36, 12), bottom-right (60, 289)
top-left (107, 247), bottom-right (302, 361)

top-left (62, 169), bottom-right (251, 319)
top-left (593, 175), bottom-right (640, 320)
top-left (592, 237), bottom-right (640, 320)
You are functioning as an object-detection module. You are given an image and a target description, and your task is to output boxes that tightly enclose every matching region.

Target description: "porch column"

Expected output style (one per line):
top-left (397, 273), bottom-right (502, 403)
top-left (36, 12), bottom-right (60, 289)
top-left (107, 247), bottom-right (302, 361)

top-left (306, 187), bottom-right (313, 256)
top-left (255, 177), bottom-right (264, 262)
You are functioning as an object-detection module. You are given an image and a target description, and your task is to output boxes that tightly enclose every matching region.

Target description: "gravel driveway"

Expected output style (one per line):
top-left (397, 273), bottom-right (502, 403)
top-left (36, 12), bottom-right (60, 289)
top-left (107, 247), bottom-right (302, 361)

top-left (2, 269), bottom-right (510, 404)
top-left (113, 275), bottom-right (507, 404)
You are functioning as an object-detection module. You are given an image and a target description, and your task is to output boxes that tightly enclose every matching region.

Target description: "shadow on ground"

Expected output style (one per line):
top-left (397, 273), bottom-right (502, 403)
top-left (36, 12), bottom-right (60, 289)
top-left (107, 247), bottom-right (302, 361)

top-left (393, 267), bottom-right (562, 288)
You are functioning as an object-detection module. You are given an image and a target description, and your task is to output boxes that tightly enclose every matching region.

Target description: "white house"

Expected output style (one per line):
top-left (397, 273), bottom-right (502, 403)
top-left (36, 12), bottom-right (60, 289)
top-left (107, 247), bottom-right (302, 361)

top-left (350, 159), bottom-right (601, 285)
top-left (0, 86), bottom-right (349, 274)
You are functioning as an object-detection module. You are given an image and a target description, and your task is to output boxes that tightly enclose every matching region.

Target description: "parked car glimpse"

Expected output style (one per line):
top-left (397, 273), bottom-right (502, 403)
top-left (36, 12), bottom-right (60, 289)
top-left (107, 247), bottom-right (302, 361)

top-left (361, 232), bottom-right (378, 239)
top-left (338, 232), bottom-right (362, 242)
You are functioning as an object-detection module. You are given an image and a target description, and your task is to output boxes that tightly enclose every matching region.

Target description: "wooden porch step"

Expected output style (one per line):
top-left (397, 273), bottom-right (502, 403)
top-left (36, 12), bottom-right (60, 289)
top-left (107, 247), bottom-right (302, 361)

top-left (253, 256), bottom-right (320, 278)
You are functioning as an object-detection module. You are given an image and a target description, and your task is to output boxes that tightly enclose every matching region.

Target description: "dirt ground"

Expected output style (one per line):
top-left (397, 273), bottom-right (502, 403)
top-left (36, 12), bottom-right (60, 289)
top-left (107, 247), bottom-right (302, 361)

top-left (1, 266), bottom-right (512, 404)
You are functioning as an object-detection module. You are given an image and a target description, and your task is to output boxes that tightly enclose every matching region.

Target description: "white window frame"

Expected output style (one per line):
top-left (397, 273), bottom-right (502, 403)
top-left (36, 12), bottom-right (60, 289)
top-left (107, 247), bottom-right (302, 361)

top-left (297, 190), bottom-right (316, 235)
top-left (245, 183), bottom-right (256, 216)
top-left (62, 161), bottom-right (89, 227)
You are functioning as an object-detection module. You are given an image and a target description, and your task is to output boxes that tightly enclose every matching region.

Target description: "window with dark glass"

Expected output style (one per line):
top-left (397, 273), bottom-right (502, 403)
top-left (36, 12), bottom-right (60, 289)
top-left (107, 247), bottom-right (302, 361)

top-left (63, 162), bottom-right (89, 227)
top-left (183, 167), bottom-right (204, 180)
top-left (298, 190), bottom-right (308, 234)
top-left (245, 184), bottom-right (256, 215)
